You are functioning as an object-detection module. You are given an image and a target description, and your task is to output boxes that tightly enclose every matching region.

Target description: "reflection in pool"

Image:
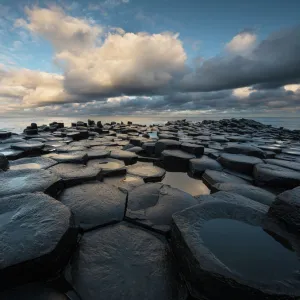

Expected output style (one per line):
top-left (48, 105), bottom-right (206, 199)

top-left (200, 218), bottom-right (300, 281)
top-left (162, 172), bottom-right (210, 196)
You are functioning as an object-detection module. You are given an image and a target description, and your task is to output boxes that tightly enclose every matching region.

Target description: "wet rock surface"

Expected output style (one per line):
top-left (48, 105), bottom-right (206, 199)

top-left (171, 194), bottom-right (300, 300)
top-left (66, 222), bottom-right (187, 300)
top-left (0, 169), bottom-right (63, 197)
top-left (127, 162), bottom-right (166, 182)
top-left (59, 182), bottom-right (127, 231)
top-left (211, 182), bottom-right (275, 206)
top-left (0, 193), bottom-right (78, 289)
top-left (1, 117), bottom-right (300, 299)
top-left (126, 183), bottom-right (199, 233)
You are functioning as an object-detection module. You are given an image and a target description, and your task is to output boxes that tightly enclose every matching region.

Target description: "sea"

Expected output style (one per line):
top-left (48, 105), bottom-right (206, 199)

top-left (0, 116), bottom-right (299, 134)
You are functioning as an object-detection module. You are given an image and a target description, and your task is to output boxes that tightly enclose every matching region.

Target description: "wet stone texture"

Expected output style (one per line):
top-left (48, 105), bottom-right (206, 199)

top-left (66, 222), bottom-right (187, 300)
top-left (171, 193), bottom-right (300, 300)
top-left (0, 193), bottom-right (78, 290)
top-left (269, 186), bottom-right (300, 233)
top-left (59, 182), bottom-right (127, 231)
top-left (2, 117), bottom-right (300, 299)
top-left (126, 183), bottom-right (199, 234)
top-left (0, 169), bottom-right (63, 198)
top-left (48, 163), bottom-right (102, 187)
top-left (127, 162), bottom-right (166, 182)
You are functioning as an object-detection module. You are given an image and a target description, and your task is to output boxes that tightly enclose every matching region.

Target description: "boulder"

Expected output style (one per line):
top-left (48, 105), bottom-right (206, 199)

top-left (126, 183), bottom-right (198, 234)
top-left (65, 223), bottom-right (187, 300)
top-left (0, 193), bottom-right (78, 289)
top-left (59, 182), bottom-right (127, 231)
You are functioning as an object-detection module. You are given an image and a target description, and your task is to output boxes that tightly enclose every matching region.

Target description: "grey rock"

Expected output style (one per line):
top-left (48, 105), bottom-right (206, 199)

top-left (66, 223), bottom-right (187, 300)
top-left (127, 162), bottom-right (166, 182)
top-left (59, 182), bottom-right (127, 231)
top-left (161, 149), bottom-right (195, 172)
top-left (87, 158), bottom-right (126, 177)
top-left (9, 157), bottom-right (57, 170)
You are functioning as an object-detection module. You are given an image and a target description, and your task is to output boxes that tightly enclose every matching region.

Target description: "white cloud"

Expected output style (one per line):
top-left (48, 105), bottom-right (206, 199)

top-left (225, 31), bottom-right (257, 54)
top-left (16, 6), bottom-right (102, 53)
top-left (284, 84), bottom-right (300, 93)
top-left (233, 86), bottom-right (253, 98)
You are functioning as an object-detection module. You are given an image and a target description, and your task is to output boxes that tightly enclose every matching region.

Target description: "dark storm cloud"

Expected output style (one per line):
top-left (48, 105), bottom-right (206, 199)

top-left (180, 26), bottom-right (300, 92)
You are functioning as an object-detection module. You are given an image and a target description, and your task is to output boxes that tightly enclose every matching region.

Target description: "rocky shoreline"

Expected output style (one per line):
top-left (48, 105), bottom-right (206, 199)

top-left (0, 118), bottom-right (300, 299)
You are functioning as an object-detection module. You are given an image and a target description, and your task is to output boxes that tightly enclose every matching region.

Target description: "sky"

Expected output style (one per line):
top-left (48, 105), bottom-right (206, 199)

top-left (0, 0), bottom-right (300, 118)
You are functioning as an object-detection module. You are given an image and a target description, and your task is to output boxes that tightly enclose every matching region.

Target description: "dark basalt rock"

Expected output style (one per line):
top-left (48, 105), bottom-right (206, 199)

top-left (0, 193), bottom-right (78, 290)
top-left (104, 175), bottom-right (145, 192)
top-left (142, 142), bottom-right (156, 156)
top-left (161, 150), bottom-right (195, 172)
top-left (188, 156), bottom-right (222, 177)
top-left (86, 149), bottom-right (110, 160)
top-left (211, 182), bottom-right (275, 206)
top-left (65, 222), bottom-right (187, 300)
top-left (265, 158), bottom-right (300, 172)
top-left (56, 145), bottom-right (87, 153)
top-left (88, 158), bottom-right (126, 177)
top-left (11, 141), bottom-right (44, 155)
top-left (0, 153), bottom-right (9, 171)
top-left (9, 157), bottom-right (57, 170)
top-left (126, 183), bottom-right (198, 233)
top-left (0, 131), bottom-right (12, 139)
top-left (253, 163), bottom-right (300, 190)
top-left (217, 153), bottom-right (263, 175)
top-left (282, 149), bottom-right (300, 157)
top-left (269, 187), bottom-right (300, 233)
top-left (0, 169), bottom-right (63, 198)
top-left (171, 194), bottom-right (300, 300)
top-left (258, 145), bottom-right (282, 154)
top-left (158, 133), bottom-right (179, 140)
top-left (202, 170), bottom-right (249, 189)
top-left (0, 149), bottom-right (24, 160)
top-left (224, 144), bottom-right (266, 158)
top-left (0, 282), bottom-right (68, 300)
top-left (180, 143), bottom-right (204, 156)
top-left (110, 150), bottom-right (138, 165)
top-left (59, 182), bottom-right (127, 231)
top-left (154, 139), bottom-right (181, 156)
top-left (45, 152), bottom-right (88, 164)
top-left (48, 163), bottom-right (102, 187)
top-left (126, 146), bottom-right (144, 154)
top-left (127, 162), bottom-right (166, 182)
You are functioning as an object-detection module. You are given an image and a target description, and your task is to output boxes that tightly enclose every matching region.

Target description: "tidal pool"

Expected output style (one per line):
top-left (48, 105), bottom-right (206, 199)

top-left (200, 218), bottom-right (300, 282)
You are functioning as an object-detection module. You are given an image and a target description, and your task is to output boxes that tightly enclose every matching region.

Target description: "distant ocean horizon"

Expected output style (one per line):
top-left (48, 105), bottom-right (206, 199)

top-left (0, 116), bottom-right (299, 134)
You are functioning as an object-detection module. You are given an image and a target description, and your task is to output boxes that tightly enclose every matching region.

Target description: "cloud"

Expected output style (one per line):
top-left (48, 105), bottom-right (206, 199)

top-left (16, 6), bottom-right (102, 53)
top-left (225, 30), bottom-right (257, 54)
top-left (181, 26), bottom-right (300, 92)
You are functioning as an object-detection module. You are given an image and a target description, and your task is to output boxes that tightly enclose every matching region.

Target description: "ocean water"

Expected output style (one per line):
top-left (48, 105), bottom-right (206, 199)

top-left (0, 116), bottom-right (299, 134)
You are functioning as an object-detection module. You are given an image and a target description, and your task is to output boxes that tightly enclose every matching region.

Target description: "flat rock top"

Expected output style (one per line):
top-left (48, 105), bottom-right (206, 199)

top-left (127, 163), bottom-right (166, 181)
top-left (0, 169), bottom-right (61, 197)
top-left (0, 193), bottom-right (71, 268)
top-left (67, 223), bottom-right (187, 300)
top-left (161, 149), bottom-right (195, 159)
top-left (87, 158), bottom-right (125, 171)
top-left (202, 170), bottom-right (249, 187)
top-left (126, 183), bottom-right (198, 233)
top-left (11, 141), bottom-right (44, 150)
top-left (45, 152), bottom-right (88, 163)
top-left (218, 153), bottom-right (263, 164)
top-left (59, 182), bottom-right (127, 230)
top-left (9, 157), bottom-right (57, 170)
top-left (265, 158), bottom-right (300, 172)
top-left (212, 183), bottom-right (275, 206)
